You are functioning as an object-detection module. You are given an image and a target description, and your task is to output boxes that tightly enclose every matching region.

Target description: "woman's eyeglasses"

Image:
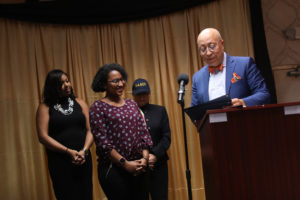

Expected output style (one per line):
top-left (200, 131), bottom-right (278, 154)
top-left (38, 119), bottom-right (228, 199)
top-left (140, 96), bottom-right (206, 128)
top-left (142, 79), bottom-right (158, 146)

top-left (108, 78), bottom-right (126, 84)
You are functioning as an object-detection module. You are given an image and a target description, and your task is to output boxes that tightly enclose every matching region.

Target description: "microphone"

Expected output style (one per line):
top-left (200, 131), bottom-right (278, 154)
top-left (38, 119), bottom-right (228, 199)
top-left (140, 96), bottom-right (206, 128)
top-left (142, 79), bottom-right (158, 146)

top-left (177, 73), bottom-right (189, 103)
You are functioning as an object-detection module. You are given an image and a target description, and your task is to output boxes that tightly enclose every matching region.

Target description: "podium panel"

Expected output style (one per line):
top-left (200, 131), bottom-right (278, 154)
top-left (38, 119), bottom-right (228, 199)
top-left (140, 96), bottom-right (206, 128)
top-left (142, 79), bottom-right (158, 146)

top-left (198, 102), bottom-right (300, 200)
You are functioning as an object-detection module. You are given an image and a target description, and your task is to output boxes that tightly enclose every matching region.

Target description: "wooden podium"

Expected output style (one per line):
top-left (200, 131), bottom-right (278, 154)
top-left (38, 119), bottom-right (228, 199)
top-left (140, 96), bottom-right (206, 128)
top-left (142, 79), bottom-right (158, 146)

top-left (197, 102), bottom-right (300, 200)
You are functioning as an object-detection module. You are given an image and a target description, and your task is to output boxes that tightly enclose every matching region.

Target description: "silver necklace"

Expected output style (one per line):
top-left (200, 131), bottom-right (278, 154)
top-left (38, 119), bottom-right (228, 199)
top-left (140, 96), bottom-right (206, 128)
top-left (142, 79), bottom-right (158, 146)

top-left (54, 97), bottom-right (74, 115)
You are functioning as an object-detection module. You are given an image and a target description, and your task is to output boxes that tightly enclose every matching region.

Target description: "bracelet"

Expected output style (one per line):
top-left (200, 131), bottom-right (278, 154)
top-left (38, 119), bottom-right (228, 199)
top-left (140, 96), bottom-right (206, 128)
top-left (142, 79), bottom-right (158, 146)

top-left (65, 147), bottom-right (69, 153)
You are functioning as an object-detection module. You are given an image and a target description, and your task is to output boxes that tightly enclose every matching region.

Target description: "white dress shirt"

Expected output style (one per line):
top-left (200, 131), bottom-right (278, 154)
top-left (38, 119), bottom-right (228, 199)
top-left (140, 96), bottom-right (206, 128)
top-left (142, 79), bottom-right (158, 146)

top-left (208, 53), bottom-right (227, 101)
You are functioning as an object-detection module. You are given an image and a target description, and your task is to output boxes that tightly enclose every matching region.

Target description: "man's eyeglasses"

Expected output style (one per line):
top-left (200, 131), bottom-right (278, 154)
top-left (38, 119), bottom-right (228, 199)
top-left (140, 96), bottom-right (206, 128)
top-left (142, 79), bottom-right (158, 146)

top-left (108, 78), bottom-right (126, 84)
top-left (199, 42), bottom-right (218, 54)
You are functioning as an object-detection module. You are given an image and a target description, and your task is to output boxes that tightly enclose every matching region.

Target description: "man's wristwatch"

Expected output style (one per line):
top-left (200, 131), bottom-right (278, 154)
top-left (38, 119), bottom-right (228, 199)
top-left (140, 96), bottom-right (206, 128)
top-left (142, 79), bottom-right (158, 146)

top-left (119, 157), bottom-right (126, 167)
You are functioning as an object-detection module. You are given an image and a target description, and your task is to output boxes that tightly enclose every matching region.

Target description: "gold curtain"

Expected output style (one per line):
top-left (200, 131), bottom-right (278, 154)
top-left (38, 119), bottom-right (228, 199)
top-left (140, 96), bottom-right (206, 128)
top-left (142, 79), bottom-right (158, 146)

top-left (0, 0), bottom-right (254, 199)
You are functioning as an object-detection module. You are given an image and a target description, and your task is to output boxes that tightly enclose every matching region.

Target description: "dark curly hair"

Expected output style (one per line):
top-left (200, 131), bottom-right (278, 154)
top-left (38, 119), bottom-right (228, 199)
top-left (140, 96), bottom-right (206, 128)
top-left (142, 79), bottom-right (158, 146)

top-left (91, 63), bottom-right (128, 92)
top-left (42, 69), bottom-right (74, 106)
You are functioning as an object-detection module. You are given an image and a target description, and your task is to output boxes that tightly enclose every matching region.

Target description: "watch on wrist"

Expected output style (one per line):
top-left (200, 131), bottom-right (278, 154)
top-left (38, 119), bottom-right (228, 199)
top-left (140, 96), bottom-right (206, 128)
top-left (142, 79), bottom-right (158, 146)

top-left (119, 157), bottom-right (126, 166)
top-left (83, 148), bottom-right (89, 156)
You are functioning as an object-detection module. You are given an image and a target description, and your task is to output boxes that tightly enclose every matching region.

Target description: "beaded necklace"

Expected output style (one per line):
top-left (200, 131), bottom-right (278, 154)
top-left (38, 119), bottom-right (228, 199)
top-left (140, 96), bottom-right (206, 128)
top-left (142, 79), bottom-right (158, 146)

top-left (54, 97), bottom-right (74, 115)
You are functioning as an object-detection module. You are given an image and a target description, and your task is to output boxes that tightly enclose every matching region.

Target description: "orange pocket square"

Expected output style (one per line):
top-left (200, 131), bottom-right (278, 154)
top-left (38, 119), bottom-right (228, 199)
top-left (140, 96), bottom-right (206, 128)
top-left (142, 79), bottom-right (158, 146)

top-left (231, 72), bottom-right (241, 83)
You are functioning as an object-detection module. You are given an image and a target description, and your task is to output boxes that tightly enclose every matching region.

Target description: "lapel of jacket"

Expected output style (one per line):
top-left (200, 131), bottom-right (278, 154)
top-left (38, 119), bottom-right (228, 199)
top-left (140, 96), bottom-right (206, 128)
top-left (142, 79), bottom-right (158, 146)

top-left (225, 54), bottom-right (236, 94)
top-left (204, 66), bottom-right (210, 102)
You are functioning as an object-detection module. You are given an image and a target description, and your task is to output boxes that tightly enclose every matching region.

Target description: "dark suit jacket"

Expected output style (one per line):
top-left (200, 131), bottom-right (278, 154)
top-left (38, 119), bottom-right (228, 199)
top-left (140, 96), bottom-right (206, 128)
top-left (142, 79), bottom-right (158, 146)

top-left (191, 53), bottom-right (271, 106)
top-left (140, 103), bottom-right (171, 166)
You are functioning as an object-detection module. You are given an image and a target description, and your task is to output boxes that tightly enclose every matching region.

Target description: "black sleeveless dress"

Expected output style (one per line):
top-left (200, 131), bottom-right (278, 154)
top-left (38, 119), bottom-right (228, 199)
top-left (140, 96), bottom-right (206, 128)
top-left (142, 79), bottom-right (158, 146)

top-left (47, 97), bottom-right (93, 200)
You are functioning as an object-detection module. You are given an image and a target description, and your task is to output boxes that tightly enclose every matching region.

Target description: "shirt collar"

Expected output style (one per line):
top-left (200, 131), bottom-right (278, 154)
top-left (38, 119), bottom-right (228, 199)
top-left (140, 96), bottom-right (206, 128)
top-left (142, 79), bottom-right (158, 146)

top-left (222, 52), bottom-right (227, 67)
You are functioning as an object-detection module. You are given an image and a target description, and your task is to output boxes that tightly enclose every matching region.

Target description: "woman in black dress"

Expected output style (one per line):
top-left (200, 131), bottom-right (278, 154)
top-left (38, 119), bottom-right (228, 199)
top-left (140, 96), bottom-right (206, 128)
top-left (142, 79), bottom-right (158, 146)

top-left (36, 69), bottom-right (93, 200)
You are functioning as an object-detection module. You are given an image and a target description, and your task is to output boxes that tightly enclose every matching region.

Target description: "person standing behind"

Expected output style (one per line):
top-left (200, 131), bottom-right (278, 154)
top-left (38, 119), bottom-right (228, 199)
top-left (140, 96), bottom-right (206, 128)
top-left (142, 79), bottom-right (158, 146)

top-left (132, 78), bottom-right (171, 200)
top-left (36, 69), bottom-right (93, 200)
top-left (89, 63), bottom-right (153, 200)
top-left (191, 28), bottom-right (270, 107)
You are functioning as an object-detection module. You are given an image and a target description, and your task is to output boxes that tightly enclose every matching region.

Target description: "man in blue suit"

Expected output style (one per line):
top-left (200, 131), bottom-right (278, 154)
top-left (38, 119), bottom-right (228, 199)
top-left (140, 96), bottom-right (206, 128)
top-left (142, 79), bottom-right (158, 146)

top-left (191, 28), bottom-right (270, 107)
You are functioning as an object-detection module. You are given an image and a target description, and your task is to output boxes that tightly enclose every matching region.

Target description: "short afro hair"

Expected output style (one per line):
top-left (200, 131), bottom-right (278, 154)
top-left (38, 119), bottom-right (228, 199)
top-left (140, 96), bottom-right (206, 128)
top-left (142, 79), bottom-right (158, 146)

top-left (91, 63), bottom-right (128, 92)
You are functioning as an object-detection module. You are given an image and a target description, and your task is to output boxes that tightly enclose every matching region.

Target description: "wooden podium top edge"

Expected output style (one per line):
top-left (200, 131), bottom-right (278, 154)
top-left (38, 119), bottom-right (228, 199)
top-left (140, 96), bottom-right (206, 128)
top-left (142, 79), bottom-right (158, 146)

top-left (207, 101), bottom-right (300, 114)
top-left (196, 101), bottom-right (300, 132)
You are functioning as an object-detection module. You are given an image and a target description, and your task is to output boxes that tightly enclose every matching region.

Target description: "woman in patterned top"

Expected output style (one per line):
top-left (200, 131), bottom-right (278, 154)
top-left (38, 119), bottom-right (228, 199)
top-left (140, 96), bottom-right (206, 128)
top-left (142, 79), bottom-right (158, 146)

top-left (90, 63), bottom-right (153, 200)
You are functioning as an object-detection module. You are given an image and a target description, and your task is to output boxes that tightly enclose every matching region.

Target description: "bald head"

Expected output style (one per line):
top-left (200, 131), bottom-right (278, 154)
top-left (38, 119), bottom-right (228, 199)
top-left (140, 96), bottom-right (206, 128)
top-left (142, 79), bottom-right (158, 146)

top-left (197, 28), bottom-right (223, 44)
top-left (197, 28), bottom-right (224, 67)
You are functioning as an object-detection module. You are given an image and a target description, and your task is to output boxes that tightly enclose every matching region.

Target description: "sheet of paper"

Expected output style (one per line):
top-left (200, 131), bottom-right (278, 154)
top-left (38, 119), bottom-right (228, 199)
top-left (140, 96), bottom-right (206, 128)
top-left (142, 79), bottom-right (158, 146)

top-left (284, 105), bottom-right (300, 115)
top-left (209, 113), bottom-right (228, 123)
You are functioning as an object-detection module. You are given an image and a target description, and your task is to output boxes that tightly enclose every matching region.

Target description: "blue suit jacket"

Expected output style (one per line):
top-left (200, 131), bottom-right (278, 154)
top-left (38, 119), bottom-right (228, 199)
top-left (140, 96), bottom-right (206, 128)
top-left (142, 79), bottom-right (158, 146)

top-left (191, 54), bottom-right (270, 106)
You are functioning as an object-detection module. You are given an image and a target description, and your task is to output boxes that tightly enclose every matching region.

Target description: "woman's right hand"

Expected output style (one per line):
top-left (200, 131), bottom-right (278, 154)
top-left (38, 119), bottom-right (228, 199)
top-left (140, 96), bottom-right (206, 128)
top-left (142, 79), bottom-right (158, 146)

top-left (124, 160), bottom-right (144, 175)
top-left (67, 149), bottom-right (85, 165)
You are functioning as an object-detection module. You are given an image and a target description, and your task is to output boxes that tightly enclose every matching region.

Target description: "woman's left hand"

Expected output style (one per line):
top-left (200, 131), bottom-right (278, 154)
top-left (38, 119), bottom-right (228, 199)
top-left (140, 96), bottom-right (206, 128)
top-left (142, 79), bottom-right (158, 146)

top-left (75, 150), bottom-right (86, 165)
top-left (69, 149), bottom-right (86, 165)
top-left (134, 158), bottom-right (147, 175)
top-left (148, 154), bottom-right (157, 170)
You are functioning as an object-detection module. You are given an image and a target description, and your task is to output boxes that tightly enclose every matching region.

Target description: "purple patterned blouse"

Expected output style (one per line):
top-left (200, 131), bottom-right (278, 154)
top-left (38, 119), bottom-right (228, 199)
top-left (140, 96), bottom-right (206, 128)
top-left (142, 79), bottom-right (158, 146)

top-left (89, 98), bottom-right (153, 164)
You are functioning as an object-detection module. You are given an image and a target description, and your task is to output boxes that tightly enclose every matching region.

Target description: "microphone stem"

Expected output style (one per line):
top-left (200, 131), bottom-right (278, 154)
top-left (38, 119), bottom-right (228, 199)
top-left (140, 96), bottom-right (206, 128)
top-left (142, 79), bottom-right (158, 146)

top-left (180, 100), bottom-right (193, 200)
